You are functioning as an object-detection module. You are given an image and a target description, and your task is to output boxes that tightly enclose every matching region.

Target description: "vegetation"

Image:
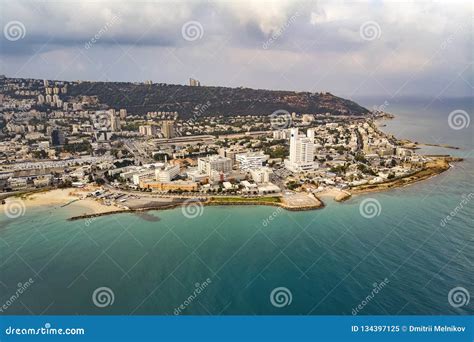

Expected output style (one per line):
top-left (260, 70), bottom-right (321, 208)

top-left (68, 82), bottom-right (370, 118)
top-left (210, 196), bottom-right (281, 203)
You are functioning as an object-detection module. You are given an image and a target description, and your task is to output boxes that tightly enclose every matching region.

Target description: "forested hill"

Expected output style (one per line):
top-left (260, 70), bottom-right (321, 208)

top-left (68, 81), bottom-right (370, 118)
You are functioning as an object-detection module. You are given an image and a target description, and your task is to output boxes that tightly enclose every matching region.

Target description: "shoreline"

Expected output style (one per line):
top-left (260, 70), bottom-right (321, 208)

top-left (68, 195), bottom-right (324, 221)
top-left (0, 158), bottom-right (462, 221)
top-left (349, 156), bottom-right (461, 196)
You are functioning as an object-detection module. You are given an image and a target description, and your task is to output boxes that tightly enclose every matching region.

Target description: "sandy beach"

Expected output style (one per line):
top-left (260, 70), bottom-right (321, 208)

top-left (3, 187), bottom-right (121, 215)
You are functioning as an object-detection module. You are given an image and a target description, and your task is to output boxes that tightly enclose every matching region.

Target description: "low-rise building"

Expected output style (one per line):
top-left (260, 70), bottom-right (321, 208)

top-left (140, 180), bottom-right (198, 192)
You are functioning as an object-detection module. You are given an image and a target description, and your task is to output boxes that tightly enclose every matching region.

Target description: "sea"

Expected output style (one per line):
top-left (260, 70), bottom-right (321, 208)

top-left (0, 97), bottom-right (472, 315)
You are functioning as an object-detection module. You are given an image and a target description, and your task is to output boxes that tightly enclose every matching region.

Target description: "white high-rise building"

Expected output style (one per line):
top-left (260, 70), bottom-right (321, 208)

top-left (110, 110), bottom-right (121, 132)
top-left (284, 128), bottom-right (317, 173)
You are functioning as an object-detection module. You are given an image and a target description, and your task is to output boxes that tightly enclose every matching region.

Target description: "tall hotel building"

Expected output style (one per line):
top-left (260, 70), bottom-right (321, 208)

top-left (284, 128), bottom-right (317, 172)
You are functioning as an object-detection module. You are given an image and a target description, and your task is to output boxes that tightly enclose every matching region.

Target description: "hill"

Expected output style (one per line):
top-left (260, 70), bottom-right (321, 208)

top-left (68, 81), bottom-right (370, 118)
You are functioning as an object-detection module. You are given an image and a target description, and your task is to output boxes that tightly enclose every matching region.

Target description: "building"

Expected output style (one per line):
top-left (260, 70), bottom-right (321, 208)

top-left (236, 151), bottom-right (268, 171)
top-left (250, 167), bottom-right (272, 183)
top-left (132, 170), bottom-right (155, 185)
top-left (50, 129), bottom-right (65, 146)
top-left (273, 130), bottom-right (290, 140)
top-left (33, 175), bottom-right (53, 187)
top-left (219, 146), bottom-right (248, 165)
top-left (110, 116), bottom-right (121, 132)
top-left (94, 131), bottom-right (112, 141)
top-left (139, 125), bottom-right (158, 136)
top-left (119, 109), bottom-right (127, 120)
top-left (302, 114), bottom-right (314, 123)
top-left (140, 180), bottom-right (198, 192)
top-left (198, 155), bottom-right (232, 176)
top-left (284, 128), bottom-right (317, 173)
top-left (189, 78), bottom-right (201, 86)
top-left (109, 110), bottom-right (121, 132)
top-left (161, 120), bottom-right (175, 139)
top-left (155, 164), bottom-right (180, 182)
top-left (8, 177), bottom-right (28, 190)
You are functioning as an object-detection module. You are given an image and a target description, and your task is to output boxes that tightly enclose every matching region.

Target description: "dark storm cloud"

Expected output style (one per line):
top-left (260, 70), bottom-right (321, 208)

top-left (0, 0), bottom-right (471, 97)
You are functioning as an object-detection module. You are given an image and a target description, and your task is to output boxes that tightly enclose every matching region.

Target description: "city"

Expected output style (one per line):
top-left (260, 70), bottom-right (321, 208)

top-left (0, 76), bottom-right (457, 215)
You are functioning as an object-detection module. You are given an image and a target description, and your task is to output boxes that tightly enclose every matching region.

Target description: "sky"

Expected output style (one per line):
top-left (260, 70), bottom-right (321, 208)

top-left (0, 0), bottom-right (472, 100)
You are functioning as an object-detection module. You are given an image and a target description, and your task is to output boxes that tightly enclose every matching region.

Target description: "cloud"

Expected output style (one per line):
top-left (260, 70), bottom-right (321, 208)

top-left (0, 0), bottom-right (471, 97)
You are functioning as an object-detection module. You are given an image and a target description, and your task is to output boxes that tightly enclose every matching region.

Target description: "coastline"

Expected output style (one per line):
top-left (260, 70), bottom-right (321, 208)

top-left (1, 155), bottom-right (460, 221)
top-left (349, 156), bottom-right (461, 196)
top-left (68, 194), bottom-right (324, 221)
top-left (1, 113), bottom-right (462, 220)
top-left (2, 187), bottom-right (122, 216)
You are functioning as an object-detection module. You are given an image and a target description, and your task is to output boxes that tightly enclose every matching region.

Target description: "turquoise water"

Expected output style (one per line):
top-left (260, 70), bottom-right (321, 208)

top-left (1, 98), bottom-right (473, 315)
